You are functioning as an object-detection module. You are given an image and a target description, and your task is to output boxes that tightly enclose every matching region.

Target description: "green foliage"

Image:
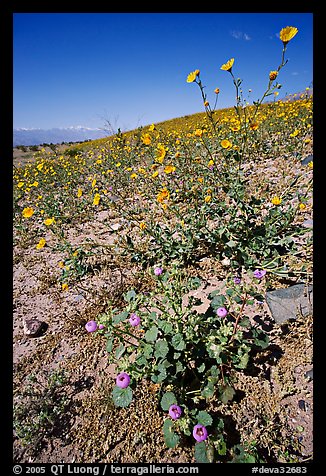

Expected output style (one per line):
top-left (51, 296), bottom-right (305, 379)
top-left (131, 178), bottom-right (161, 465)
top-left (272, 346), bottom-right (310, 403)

top-left (13, 370), bottom-right (71, 455)
top-left (112, 386), bottom-right (133, 407)
top-left (105, 266), bottom-right (271, 461)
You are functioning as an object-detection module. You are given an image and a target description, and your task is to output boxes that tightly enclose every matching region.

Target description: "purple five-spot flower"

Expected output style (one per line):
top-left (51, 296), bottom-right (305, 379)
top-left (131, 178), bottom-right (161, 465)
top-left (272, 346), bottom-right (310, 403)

top-left (129, 313), bottom-right (141, 327)
top-left (116, 372), bottom-right (131, 389)
top-left (233, 277), bottom-right (241, 284)
top-left (168, 404), bottom-right (182, 420)
top-left (216, 307), bottom-right (228, 318)
top-left (193, 424), bottom-right (208, 442)
top-left (154, 267), bottom-right (163, 276)
top-left (85, 320), bottom-right (97, 332)
top-left (253, 269), bottom-right (267, 279)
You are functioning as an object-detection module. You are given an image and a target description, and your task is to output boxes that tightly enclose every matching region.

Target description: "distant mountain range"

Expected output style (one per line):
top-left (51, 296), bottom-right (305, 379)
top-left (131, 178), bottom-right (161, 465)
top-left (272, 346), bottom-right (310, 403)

top-left (13, 126), bottom-right (109, 147)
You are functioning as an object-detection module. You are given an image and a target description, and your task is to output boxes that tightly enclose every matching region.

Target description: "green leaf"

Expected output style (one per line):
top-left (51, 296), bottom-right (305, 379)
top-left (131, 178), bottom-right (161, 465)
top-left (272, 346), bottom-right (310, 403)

top-left (106, 338), bottom-right (113, 353)
top-left (158, 320), bottom-right (173, 334)
top-left (175, 361), bottom-right (185, 374)
top-left (195, 441), bottom-right (209, 463)
top-left (219, 384), bottom-right (235, 404)
top-left (201, 382), bottom-right (215, 399)
top-left (197, 363), bottom-right (205, 373)
top-left (112, 386), bottom-right (133, 407)
top-left (160, 391), bottom-right (177, 411)
top-left (189, 277), bottom-right (202, 290)
top-left (210, 294), bottom-right (226, 309)
top-left (197, 410), bottom-right (213, 427)
top-left (154, 339), bottom-right (169, 359)
top-left (163, 419), bottom-right (180, 448)
top-left (112, 311), bottom-right (129, 324)
top-left (115, 344), bottom-right (126, 359)
top-left (144, 325), bottom-right (158, 342)
top-left (171, 333), bottom-right (185, 351)
top-left (236, 352), bottom-right (249, 369)
top-left (124, 289), bottom-right (136, 302)
top-left (142, 343), bottom-right (153, 358)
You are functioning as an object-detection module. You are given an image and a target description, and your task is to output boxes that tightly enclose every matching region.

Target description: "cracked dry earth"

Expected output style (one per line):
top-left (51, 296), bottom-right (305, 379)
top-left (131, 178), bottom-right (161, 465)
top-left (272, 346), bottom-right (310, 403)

top-left (13, 214), bottom-right (313, 464)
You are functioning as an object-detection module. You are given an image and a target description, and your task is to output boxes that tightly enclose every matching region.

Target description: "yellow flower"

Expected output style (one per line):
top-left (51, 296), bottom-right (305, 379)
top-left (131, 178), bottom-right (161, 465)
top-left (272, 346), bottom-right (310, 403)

top-left (269, 70), bottom-right (278, 81)
top-left (221, 139), bottom-right (232, 149)
top-left (77, 188), bottom-right (83, 198)
top-left (231, 124), bottom-right (240, 132)
top-left (157, 188), bottom-right (170, 203)
top-left (62, 283), bottom-right (69, 291)
top-left (175, 151), bottom-right (181, 158)
top-left (214, 87), bottom-right (220, 94)
top-left (36, 238), bottom-right (46, 249)
top-left (208, 159), bottom-right (214, 167)
top-left (164, 165), bottom-right (176, 174)
top-left (220, 58), bottom-right (234, 72)
top-left (37, 163), bottom-right (44, 171)
top-left (156, 143), bottom-right (167, 163)
top-left (271, 196), bottom-right (282, 206)
top-left (299, 203), bottom-right (306, 210)
top-left (91, 179), bottom-right (97, 188)
top-left (194, 129), bottom-right (204, 137)
top-left (58, 261), bottom-right (65, 269)
top-left (204, 101), bottom-right (209, 107)
top-left (93, 193), bottom-right (101, 205)
top-left (22, 207), bottom-right (34, 218)
top-left (31, 181), bottom-right (39, 187)
top-left (279, 26), bottom-right (298, 45)
top-left (139, 222), bottom-right (147, 230)
top-left (152, 170), bottom-right (159, 178)
top-left (149, 124), bottom-right (155, 131)
top-left (44, 217), bottom-right (55, 226)
top-left (186, 69), bottom-right (200, 83)
top-left (141, 133), bottom-right (152, 145)
top-left (308, 161), bottom-right (313, 169)
top-left (290, 129), bottom-right (300, 137)
top-left (96, 159), bottom-right (102, 164)
top-left (17, 182), bottom-right (24, 188)
top-left (130, 173), bottom-right (138, 179)
top-left (204, 195), bottom-right (212, 203)
top-left (250, 122), bottom-right (259, 131)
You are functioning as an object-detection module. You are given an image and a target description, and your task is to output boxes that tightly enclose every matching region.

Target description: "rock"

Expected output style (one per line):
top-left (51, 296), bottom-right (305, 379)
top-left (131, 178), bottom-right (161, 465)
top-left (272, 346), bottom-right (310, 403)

top-left (265, 284), bottom-right (313, 324)
top-left (109, 222), bottom-right (122, 231)
top-left (302, 219), bottom-right (313, 229)
top-left (301, 154), bottom-right (313, 166)
top-left (23, 318), bottom-right (47, 337)
top-left (305, 369), bottom-right (313, 381)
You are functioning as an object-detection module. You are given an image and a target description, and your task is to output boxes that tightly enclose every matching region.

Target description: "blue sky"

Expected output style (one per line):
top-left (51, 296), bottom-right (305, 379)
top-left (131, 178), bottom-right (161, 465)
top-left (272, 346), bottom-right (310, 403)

top-left (13, 12), bottom-right (313, 131)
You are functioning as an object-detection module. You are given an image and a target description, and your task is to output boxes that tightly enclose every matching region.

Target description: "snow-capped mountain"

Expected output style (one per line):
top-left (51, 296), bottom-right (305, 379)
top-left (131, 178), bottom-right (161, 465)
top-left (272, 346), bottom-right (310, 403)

top-left (13, 126), bottom-right (108, 147)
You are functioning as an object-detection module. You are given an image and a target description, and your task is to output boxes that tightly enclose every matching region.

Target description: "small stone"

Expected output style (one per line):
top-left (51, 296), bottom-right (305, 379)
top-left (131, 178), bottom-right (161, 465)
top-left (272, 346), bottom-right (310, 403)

top-left (109, 222), bottom-right (122, 231)
top-left (302, 219), bottom-right (313, 229)
top-left (23, 318), bottom-right (47, 337)
top-left (298, 400), bottom-right (307, 411)
top-left (266, 284), bottom-right (313, 324)
top-left (305, 369), bottom-right (313, 381)
top-left (301, 154), bottom-right (313, 166)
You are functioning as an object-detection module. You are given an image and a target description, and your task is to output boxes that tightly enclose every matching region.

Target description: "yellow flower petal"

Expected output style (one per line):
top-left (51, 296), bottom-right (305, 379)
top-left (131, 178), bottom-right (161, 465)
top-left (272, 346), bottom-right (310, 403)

top-left (279, 26), bottom-right (298, 44)
top-left (220, 58), bottom-right (234, 71)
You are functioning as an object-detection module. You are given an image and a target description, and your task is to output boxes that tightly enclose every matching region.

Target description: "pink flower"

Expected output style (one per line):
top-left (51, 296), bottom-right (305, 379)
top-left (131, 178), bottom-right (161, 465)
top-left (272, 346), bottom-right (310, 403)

top-left (168, 404), bottom-right (182, 420)
top-left (193, 424), bottom-right (208, 442)
top-left (116, 372), bottom-right (131, 389)
top-left (129, 313), bottom-right (141, 327)
top-left (154, 267), bottom-right (163, 276)
top-left (85, 320), bottom-right (97, 332)
top-left (216, 307), bottom-right (228, 318)
top-left (253, 269), bottom-right (266, 279)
